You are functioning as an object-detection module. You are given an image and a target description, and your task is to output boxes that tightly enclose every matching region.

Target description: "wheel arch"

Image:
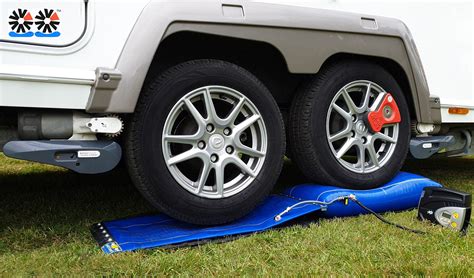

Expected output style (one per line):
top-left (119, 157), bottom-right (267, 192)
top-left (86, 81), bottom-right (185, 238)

top-left (88, 16), bottom-right (432, 123)
top-left (134, 31), bottom-right (418, 122)
top-left (140, 31), bottom-right (305, 109)
top-left (319, 53), bottom-right (417, 121)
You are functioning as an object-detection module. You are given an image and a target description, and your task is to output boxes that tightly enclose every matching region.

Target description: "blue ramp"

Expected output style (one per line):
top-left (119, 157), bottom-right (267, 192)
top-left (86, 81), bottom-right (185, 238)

top-left (91, 172), bottom-right (441, 254)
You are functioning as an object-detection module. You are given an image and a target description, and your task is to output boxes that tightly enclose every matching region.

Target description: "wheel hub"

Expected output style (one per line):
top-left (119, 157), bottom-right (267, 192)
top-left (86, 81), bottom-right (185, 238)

top-left (209, 134), bottom-right (225, 151)
top-left (355, 121), bottom-right (368, 136)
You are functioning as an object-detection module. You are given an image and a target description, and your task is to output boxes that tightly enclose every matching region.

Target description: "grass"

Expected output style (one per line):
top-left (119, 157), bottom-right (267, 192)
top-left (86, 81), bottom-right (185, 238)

top-left (0, 153), bottom-right (473, 276)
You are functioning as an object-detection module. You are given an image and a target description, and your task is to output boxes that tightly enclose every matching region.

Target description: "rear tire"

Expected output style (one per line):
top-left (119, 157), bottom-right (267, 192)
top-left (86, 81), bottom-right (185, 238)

top-left (289, 60), bottom-right (410, 189)
top-left (126, 59), bottom-right (285, 225)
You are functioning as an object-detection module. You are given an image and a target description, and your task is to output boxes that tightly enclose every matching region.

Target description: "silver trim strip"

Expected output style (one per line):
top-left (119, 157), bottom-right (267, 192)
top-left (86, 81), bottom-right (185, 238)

top-left (0, 73), bottom-right (95, 85)
top-left (441, 104), bottom-right (474, 109)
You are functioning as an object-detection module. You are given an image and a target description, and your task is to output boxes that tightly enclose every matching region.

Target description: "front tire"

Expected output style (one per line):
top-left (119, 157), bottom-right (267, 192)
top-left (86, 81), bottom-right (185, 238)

top-left (126, 59), bottom-right (285, 225)
top-left (289, 60), bottom-right (410, 189)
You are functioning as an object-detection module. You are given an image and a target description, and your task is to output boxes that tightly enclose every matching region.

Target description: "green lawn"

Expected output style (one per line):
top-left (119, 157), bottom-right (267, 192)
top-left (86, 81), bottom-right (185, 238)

top-left (0, 154), bottom-right (473, 276)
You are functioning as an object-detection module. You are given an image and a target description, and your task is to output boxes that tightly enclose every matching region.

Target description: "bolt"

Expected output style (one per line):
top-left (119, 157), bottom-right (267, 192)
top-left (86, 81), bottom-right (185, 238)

top-left (362, 136), bottom-right (367, 144)
top-left (352, 115), bottom-right (357, 122)
top-left (226, 146), bottom-right (234, 154)
top-left (198, 141), bottom-right (206, 149)
top-left (206, 124), bottom-right (214, 133)
top-left (384, 106), bottom-right (393, 118)
top-left (223, 127), bottom-right (232, 136)
top-left (240, 133), bottom-right (248, 142)
top-left (210, 154), bottom-right (219, 163)
top-left (351, 131), bottom-right (356, 138)
top-left (102, 73), bottom-right (110, 81)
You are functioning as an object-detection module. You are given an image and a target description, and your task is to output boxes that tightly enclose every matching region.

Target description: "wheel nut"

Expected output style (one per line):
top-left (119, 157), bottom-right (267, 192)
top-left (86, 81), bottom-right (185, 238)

top-left (362, 136), bottom-right (367, 144)
top-left (206, 124), bottom-right (214, 132)
top-left (226, 146), bottom-right (234, 154)
top-left (223, 128), bottom-right (232, 136)
top-left (210, 154), bottom-right (219, 163)
top-left (352, 115), bottom-right (357, 122)
top-left (351, 131), bottom-right (356, 138)
top-left (198, 141), bottom-right (206, 149)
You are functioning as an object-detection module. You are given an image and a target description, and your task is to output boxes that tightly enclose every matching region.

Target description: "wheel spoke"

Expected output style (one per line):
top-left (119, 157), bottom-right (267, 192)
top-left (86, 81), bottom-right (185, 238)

top-left (214, 164), bottom-right (225, 197)
top-left (196, 161), bottom-right (211, 193)
top-left (231, 157), bottom-right (256, 177)
top-left (382, 123), bottom-right (397, 129)
top-left (164, 134), bottom-right (199, 145)
top-left (234, 114), bottom-right (261, 134)
top-left (184, 99), bottom-right (206, 127)
top-left (358, 145), bottom-right (366, 172)
top-left (361, 83), bottom-right (372, 111)
top-left (369, 92), bottom-right (386, 111)
top-left (167, 148), bottom-right (201, 165)
top-left (336, 138), bottom-right (356, 158)
top-left (332, 103), bottom-right (352, 122)
top-left (236, 144), bottom-right (265, 158)
top-left (223, 97), bottom-right (245, 126)
top-left (329, 127), bottom-right (351, 142)
top-left (341, 89), bottom-right (358, 114)
top-left (367, 143), bottom-right (380, 167)
top-left (203, 88), bottom-right (219, 123)
top-left (374, 132), bottom-right (397, 143)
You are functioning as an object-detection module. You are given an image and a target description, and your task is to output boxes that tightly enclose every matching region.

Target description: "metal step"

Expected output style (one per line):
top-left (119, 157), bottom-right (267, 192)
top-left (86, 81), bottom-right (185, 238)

top-left (409, 135), bottom-right (455, 159)
top-left (3, 140), bottom-right (121, 174)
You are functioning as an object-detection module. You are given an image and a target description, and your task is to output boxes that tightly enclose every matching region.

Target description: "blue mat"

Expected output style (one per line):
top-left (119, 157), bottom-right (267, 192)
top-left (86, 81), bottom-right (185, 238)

top-left (92, 172), bottom-right (441, 254)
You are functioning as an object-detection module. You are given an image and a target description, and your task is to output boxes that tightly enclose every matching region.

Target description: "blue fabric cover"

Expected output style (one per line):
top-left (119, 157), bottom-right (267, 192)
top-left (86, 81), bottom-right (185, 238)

top-left (94, 172), bottom-right (441, 254)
